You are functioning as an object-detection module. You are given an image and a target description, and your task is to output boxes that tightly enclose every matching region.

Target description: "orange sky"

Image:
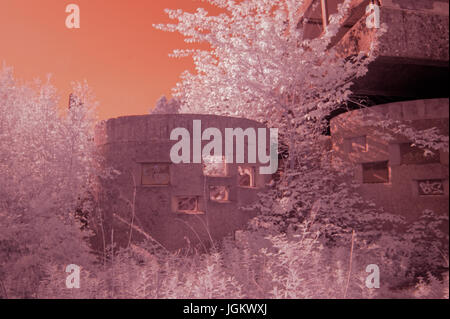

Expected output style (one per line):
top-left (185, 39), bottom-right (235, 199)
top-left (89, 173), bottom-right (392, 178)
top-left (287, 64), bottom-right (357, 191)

top-left (0, 0), bottom-right (221, 119)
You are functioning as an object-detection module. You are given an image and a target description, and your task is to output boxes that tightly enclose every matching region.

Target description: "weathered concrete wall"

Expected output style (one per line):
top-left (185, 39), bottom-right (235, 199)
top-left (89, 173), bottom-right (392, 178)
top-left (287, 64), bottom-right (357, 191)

top-left (383, 0), bottom-right (449, 14)
top-left (94, 114), bottom-right (270, 251)
top-left (336, 1), bottom-right (449, 62)
top-left (301, 0), bottom-right (449, 98)
top-left (330, 98), bottom-right (449, 221)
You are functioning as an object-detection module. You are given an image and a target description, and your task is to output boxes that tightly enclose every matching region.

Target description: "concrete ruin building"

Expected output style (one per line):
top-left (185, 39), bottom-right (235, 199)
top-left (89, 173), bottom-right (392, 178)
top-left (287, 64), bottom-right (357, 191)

top-left (94, 115), bottom-right (271, 251)
top-left (94, 0), bottom-right (448, 251)
top-left (331, 99), bottom-right (448, 221)
top-left (304, 0), bottom-right (448, 221)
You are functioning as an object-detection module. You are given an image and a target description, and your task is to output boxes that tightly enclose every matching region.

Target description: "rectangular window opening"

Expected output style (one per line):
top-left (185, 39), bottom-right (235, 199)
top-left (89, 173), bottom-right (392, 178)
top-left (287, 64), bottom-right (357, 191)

top-left (174, 196), bottom-right (202, 214)
top-left (238, 166), bottom-right (256, 187)
top-left (362, 161), bottom-right (389, 184)
top-left (203, 155), bottom-right (227, 177)
top-left (209, 186), bottom-right (230, 203)
top-left (351, 136), bottom-right (367, 152)
top-left (345, 136), bottom-right (367, 153)
top-left (141, 163), bottom-right (170, 185)
top-left (400, 143), bottom-right (440, 165)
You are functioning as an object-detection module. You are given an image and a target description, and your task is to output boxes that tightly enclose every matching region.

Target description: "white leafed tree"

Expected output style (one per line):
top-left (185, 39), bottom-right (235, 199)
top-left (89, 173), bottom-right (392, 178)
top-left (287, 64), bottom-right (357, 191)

top-left (155, 0), bottom-right (385, 167)
top-left (0, 65), bottom-right (97, 298)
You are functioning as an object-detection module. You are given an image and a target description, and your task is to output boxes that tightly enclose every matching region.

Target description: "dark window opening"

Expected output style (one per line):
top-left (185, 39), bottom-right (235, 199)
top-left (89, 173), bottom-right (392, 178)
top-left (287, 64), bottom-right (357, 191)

top-left (362, 161), bottom-right (389, 184)
top-left (141, 163), bottom-right (170, 185)
top-left (209, 186), bottom-right (230, 202)
top-left (348, 136), bottom-right (367, 152)
top-left (175, 196), bottom-right (201, 213)
top-left (400, 143), bottom-right (440, 165)
top-left (238, 166), bottom-right (255, 187)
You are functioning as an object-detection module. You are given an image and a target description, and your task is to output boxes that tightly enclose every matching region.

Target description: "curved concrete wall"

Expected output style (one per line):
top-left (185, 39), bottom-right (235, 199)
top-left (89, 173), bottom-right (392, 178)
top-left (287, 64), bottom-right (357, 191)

top-left (94, 114), bottom-right (270, 251)
top-left (330, 98), bottom-right (449, 221)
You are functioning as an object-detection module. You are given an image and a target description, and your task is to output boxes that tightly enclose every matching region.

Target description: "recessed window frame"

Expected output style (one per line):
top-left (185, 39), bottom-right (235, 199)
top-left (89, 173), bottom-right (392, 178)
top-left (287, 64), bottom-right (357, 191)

top-left (362, 161), bottom-right (390, 184)
top-left (399, 143), bottom-right (440, 165)
top-left (209, 185), bottom-right (231, 203)
top-left (141, 163), bottom-right (171, 186)
top-left (345, 135), bottom-right (368, 153)
top-left (351, 136), bottom-right (368, 153)
top-left (238, 165), bottom-right (256, 188)
top-left (202, 155), bottom-right (228, 177)
top-left (173, 196), bottom-right (203, 214)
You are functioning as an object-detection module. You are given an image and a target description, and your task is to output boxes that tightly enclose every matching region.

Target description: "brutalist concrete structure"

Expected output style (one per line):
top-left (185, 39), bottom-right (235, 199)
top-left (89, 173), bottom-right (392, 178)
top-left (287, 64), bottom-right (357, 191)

top-left (92, 0), bottom-right (449, 251)
top-left (94, 114), bottom-right (270, 251)
top-left (301, 0), bottom-right (448, 101)
top-left (330, 98), bottom-right (449, 221)
top-left (308, 0), bottom-right (449, 222)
